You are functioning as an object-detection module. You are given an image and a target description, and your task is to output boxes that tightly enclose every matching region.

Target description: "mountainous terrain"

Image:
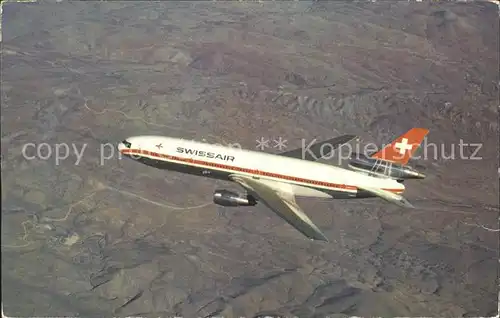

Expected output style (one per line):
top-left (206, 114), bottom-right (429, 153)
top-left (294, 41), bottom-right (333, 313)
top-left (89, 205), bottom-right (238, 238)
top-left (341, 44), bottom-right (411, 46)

top-left (1, 1), bottom-right (498, 317)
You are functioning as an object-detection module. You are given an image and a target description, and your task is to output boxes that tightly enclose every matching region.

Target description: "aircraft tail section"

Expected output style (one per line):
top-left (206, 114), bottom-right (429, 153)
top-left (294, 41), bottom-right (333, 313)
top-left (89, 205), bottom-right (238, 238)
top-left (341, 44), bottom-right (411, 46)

top-left (371, 128), bottom-right (429, 165)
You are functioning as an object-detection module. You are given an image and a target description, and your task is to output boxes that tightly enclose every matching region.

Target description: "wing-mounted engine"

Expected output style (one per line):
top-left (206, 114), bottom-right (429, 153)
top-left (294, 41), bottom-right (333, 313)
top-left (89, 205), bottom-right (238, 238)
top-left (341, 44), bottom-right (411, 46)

top-left (348, 153), bottom-right (425, 180)
top-left (213, 190), bottom-right (257, 207)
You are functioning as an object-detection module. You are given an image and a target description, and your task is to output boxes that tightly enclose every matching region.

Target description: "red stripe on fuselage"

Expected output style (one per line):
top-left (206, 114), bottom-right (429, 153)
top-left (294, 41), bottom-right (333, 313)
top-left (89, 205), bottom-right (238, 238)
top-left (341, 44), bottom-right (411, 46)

top-left (120, 149), bottom-right (404, 194)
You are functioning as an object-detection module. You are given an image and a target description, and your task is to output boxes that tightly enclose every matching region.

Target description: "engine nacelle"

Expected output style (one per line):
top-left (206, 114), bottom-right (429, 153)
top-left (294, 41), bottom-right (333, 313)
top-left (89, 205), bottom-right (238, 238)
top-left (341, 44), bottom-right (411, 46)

top-left (348, 153), bottom-right (425, 180)
top-left (213, 190), bottom-right (257, 207)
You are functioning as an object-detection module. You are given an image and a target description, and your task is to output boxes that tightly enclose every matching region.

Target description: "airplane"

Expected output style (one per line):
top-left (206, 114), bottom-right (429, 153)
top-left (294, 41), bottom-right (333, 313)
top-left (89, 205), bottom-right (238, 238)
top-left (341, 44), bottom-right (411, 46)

top-left (117, 128), bottom-right (429, 242)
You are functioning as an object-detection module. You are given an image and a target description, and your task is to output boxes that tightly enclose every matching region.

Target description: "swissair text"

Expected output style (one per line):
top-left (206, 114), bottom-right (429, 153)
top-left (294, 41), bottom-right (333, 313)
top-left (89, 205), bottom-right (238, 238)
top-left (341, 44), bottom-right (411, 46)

top-left (176, 147), bottom-right (235, 162)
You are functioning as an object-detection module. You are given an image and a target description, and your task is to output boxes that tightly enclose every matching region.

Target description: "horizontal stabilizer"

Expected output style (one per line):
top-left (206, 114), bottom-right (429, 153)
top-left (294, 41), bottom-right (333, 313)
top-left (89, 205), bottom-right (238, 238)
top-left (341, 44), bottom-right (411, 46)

top-left (357, 185), bottom-right (414, 209)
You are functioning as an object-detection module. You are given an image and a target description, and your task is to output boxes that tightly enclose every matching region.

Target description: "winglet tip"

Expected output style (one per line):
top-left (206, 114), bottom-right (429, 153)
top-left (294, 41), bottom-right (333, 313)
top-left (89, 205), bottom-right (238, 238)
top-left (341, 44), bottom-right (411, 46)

top-left (318, 235), bottom-right (330, 242)
top-left (310, 235), bottom-right (329, 242)
top-left (401, 199), bottom-right (415, 209)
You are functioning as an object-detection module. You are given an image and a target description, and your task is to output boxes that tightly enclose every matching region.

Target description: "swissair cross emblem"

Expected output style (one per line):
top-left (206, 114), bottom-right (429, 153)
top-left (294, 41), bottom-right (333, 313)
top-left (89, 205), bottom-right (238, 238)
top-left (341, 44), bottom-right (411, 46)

top-left (394, 138), bottom-right (413, 155)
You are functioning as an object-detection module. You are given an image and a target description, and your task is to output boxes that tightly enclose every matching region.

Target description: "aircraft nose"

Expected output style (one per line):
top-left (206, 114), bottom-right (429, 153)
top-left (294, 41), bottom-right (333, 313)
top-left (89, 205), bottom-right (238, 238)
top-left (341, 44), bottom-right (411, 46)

top-left (117, 142), bottom-right (126, 152)
top-left (118, 139), bottom-right (132, 153)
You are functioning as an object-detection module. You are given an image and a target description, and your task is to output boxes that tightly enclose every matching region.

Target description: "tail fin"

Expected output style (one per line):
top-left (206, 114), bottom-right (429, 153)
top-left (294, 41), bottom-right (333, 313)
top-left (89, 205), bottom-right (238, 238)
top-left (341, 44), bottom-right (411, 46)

top-left (371, 128), bottom-right (429, 165)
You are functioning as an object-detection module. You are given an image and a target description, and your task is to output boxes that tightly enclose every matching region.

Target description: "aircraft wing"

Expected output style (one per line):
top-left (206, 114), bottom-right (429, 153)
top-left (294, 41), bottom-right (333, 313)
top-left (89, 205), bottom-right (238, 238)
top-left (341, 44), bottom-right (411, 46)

top-left (229, 174), bottom-right (329, 241)
top-left (279, 135), bottom-right (357, 161)
top-left (356, 185), bottom-right (415, 208)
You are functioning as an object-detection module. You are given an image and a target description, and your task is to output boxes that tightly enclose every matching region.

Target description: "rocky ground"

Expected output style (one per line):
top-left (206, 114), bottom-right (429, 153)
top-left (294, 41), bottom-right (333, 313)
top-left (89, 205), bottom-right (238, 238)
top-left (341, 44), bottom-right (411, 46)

top-left (1, 1), bottom-right (498, 317)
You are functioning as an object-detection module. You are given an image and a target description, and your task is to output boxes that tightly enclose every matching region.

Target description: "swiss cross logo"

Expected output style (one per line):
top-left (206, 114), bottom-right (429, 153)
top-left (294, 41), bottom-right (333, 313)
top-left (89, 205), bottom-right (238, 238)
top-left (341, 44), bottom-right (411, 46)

top-left (394, 138), bottom-right (413, 155)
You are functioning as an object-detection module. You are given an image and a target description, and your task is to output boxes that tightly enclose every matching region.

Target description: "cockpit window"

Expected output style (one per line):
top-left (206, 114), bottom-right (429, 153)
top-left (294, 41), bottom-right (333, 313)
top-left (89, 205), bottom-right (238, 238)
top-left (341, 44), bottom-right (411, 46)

top-left (122, 140), bottom-right (132, 148)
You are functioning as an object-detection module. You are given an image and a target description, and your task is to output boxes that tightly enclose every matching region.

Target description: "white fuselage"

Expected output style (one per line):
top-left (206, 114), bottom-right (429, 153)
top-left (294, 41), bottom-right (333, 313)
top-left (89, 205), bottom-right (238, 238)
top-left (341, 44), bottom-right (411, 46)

top-left (117, 136), bottom-right (405, 199)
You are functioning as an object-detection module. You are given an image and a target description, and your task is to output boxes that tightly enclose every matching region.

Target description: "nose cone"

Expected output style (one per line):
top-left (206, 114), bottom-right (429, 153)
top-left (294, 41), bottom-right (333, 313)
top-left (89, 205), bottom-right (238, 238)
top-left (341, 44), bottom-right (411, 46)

top-left (117, 142), bottom-right (126, 152)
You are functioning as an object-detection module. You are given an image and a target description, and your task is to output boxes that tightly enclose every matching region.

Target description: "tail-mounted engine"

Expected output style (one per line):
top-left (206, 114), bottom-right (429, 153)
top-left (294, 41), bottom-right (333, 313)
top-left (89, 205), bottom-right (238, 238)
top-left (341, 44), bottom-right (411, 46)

top-left (348, 153), bottom-right (425, 180)
top-left (213, 190), bottom-right (257, 207)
